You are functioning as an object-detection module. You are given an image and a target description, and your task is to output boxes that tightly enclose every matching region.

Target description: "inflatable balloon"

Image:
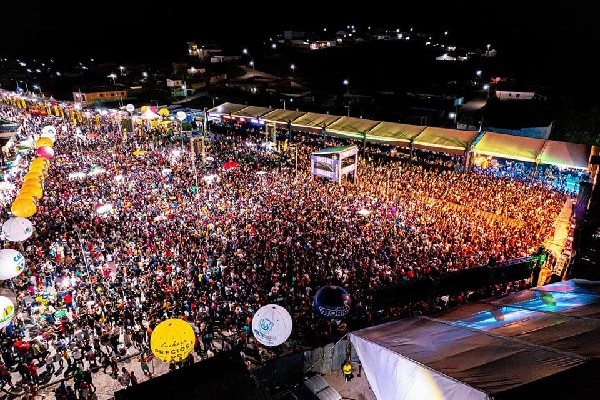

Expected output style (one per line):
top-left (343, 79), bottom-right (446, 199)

top-left (24, 180), bottom-right (45, 192)
top-left (0, 249), bottom-right (26, 280)
top-left (36, 137), bottom-right (54, 148)
top-left (251, 304), bottom-right (293, 347)
top-left (2, 217), bottom-right (34, 242)
top-left (41, 125), bottom-right (57, 140)
top-left (23, 171), bottom-right (44, 183)
top-left (27, 164), bottom-right (47, 176)
top-left (313, 285), bottom-right (352, 319)
top-left (20, 182), bottom-right (43, 199)
top-left (30, 157), bottom-right (50, 167)
top-left (150, 318), bottom-right (195, 363)
top-left (21, 179), bottom-right (43, 189)
top-left (0, 296), bottom-right (15, 329)
top-left (11, 198), bottom-right (37, 218)
top-left (36, 146), bottom-right (54, 159)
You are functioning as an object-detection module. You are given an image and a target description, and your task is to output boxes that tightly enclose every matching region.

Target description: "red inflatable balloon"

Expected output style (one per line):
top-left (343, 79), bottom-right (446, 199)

top-left (36, 146), bottom-right (55, 159)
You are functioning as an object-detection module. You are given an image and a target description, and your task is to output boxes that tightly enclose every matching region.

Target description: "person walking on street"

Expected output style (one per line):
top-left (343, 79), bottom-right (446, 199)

top-left (139, 353), bottom-right (152, 377)
top-left (342, 360), bottom-right (353, 382)
top-left (129, 370), bottom-right (138, 386)
top-left (109, 355), bottom-right (119, 378)
top-left (28, 361), bottom-right (39, 385)
top-left (44, 351), bottom-right (55, 375)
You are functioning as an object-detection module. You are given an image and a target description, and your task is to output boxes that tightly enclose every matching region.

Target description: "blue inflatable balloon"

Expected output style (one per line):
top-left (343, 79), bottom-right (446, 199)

top-left (313, 285), bottom-right (352, 319)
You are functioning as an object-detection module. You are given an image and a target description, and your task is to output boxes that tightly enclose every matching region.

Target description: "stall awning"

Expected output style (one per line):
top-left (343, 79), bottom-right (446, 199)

top-left (325, 117), bottom-right (381, 140)
top-left (207, 102), bottom-right (247, 116)
top-left (539, 140), bottom-right (590, 170)
top-left (413, 127), bottom-right (479, 155)
top-left (366, 121), bottom-right (427, 145)
top-left (291, 112), bottom-right (342, 129)
top-left (473, 131), bottom-right (546, 162)
top-left (236, 106), bottom-right (272, 118)
top-left (261, 109), bottom-right (308, 124)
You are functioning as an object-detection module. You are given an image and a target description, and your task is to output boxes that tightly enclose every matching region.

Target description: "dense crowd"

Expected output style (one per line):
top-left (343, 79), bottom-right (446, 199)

top-left (0, 105), bottom-right (572, 398)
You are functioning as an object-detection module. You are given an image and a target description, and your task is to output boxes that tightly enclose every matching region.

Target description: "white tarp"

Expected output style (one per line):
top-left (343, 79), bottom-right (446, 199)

top-left (349, 333), bottom-right (490, 400)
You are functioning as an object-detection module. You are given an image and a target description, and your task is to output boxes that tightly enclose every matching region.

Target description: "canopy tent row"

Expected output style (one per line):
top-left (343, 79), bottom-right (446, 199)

top-left (208, 102), bottom-right (592, 170)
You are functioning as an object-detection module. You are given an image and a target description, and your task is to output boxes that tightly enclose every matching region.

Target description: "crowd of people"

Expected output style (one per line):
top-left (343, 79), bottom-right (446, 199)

top-left (0, 103), bottom-right (574, 398)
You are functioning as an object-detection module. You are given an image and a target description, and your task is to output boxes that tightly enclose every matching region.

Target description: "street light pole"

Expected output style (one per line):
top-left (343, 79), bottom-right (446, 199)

top-left (345, 105), bottom-right (350, 117)
top-left (343, 79), bottom-right (350, 95)
top-left (290, 144), bottom-right (298, 176)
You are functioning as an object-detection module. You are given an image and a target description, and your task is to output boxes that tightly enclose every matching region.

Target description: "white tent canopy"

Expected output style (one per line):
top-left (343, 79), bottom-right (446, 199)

top-left (139, 108), bottom-right (159, 120)
top-left (350, 279), bottom-right (600, 400)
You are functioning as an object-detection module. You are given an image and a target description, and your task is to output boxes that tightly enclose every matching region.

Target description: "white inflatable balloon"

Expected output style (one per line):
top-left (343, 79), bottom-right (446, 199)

top-left (0, 249), bottom-right (26, 280)
top-left (40, 126), bottom-right (57, 142)
top-left (2, 217), bottom-right (34, 242)
top-left (0, 296), bottom-right (14, 329)
top-left (251, 304), bottom-right (293, 347)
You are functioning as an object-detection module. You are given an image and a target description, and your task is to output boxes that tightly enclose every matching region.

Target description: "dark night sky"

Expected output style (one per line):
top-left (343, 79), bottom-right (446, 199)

top-left (2, 1), bottom-right (598, 60)
top-left (1, 0), bottom-right (600, 87)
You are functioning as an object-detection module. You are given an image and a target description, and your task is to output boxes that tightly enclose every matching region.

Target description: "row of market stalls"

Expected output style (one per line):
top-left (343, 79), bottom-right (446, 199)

top-left (208, 102), bottom-right (594, 171)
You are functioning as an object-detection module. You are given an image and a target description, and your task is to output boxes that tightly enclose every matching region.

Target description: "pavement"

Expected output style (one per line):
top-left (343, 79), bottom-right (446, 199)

top-left (1, 334), bottom-right (378, 400)
top-left (1, 328), bottom-right (242, 400)
top-left (323, 362), bottom-right (377, 400)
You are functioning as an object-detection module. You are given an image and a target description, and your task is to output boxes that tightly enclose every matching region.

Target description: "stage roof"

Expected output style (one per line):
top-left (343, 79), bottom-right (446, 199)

top-left (350, 279), bottom-right (600, 400)
top-left (292, 112), bottom-right (342, 129)
top-left (366, 121), bottom-right (427, 145)
top-left (261, 109), bottom-right (307, 124)
top-left (539, 140), bottom-right (590, 170)
top-left (312, 145), bottom-right (357, 155)
top-left (473, 131), bottom-right (546, 163)
top-left (413, 127), bottom-right (479, 155)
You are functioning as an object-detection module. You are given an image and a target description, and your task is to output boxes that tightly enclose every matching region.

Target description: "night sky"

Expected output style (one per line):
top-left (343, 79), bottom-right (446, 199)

top-left (3, 1), bottom-right (598, 61)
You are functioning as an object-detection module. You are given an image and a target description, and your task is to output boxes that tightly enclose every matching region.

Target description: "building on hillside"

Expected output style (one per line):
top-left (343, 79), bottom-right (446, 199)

top-left (495, 83), bottom-right (547, 101)
top-left (72, 87), bottom-right (128, 107)
top-left (187, 42), bottom-right (223, 61)
top-left (284, 31), bottom-right (305, 41)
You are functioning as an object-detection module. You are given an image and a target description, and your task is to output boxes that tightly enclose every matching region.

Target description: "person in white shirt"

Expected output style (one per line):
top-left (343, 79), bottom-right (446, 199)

top-left (72, 347), bottom-right (83, 365)
top-left (44, 351), bottom-right (56, 375)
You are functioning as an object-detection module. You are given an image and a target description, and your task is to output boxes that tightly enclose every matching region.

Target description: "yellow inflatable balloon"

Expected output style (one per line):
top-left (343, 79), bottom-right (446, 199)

top-left (31, 157), bottom-right (50, 167)
top-left (29, 162), bottom-right (47, 171)
top-left (20, 184), bottom-right (43, 200)
top-left (150, 318), bottom-right (195, 363)
top-left (36, 137), bottom-right (54, 148)
top-left (28, 165), bottom-right (47, 176)
top-left (23, 171), bottom-right (44, 183)
top-left (11, 198), bottom-right (37, 218)
top-left (14, 193), bottom-right (38, 203)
